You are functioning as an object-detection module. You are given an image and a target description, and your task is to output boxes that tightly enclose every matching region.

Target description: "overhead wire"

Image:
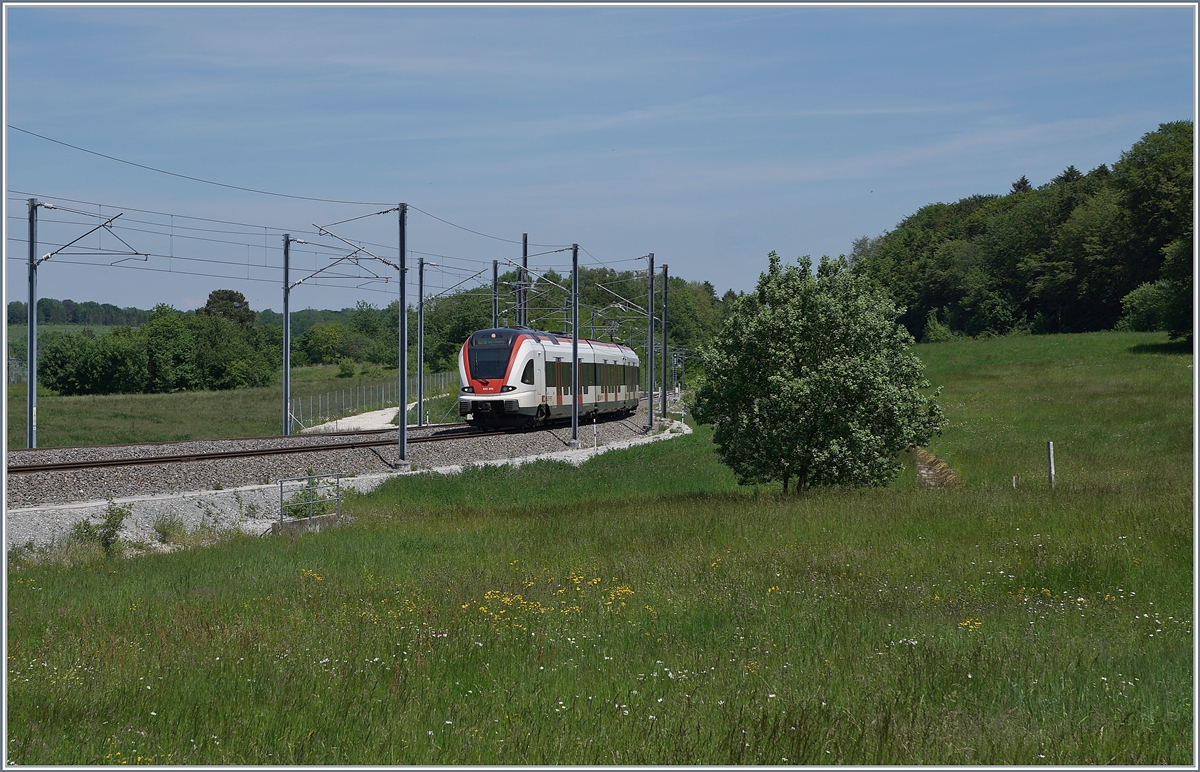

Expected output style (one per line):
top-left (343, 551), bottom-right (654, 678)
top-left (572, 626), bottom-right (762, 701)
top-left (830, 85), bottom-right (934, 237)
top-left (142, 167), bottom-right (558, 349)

top-left (8, 125), bottom-right (395, 206)
top-left (8, 191), bottom-right (546, 275)
top-left (3, 255), bottom-right (402, 296)
top-left (407, 204), bottom-right (568, 249)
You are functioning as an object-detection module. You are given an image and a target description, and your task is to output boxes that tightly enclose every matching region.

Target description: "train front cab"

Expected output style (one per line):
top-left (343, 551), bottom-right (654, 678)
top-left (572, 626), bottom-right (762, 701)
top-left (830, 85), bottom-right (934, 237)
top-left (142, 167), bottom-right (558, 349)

top-left (458, 329), bottom-right (541, 427)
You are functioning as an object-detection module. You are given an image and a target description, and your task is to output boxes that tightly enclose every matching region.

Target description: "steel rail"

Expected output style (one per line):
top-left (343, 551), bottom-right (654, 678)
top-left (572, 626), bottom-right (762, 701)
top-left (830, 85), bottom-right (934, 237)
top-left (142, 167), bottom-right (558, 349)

top-left (3, 422), bottom-right (465, 457)
top-left (6, 427), bottom-right (489, 475)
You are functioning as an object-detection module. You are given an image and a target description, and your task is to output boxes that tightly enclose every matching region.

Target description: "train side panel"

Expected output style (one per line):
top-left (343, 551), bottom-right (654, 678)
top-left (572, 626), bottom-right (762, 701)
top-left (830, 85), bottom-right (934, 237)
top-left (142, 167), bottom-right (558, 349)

top-left (458, 328), bottom-right (639, 427)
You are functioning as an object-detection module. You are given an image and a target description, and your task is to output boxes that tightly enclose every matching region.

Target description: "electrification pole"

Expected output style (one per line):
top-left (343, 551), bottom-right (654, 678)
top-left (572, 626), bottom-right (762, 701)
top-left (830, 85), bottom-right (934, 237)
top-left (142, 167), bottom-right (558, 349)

top-left (26, 198), bottom-right (38, 448)
top-left (417, 257), bottom-right (425, 427)
top-left (661, 263), bottom-right (668, 420)
top-left (280, 234), bottom-right (308, 436)
top-left (398, 203), bottom-right (408, 465)
top-left (23, 200), bottom-right (128, 446)
top-left (282, 235), bottom-right (291, 435)
top-left (521, 233), bottom-right (529, 326)
top-left (571, 244), bottom-right (579, 447)
top-left (646, 253), bottom-right (655, 429)
top-left (492, 260), bottom-right (499, 328)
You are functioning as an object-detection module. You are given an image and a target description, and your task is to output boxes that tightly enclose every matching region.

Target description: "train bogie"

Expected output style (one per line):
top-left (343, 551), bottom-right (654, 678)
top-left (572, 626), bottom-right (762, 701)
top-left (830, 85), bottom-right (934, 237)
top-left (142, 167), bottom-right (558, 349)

top-left (458, 327), bottom-right (641, 428)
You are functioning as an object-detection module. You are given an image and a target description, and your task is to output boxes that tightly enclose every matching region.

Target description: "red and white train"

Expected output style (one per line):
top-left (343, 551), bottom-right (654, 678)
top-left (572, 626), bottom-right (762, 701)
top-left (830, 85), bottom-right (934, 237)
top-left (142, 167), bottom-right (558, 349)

top-left (458, 327), bottom-right (641, 428)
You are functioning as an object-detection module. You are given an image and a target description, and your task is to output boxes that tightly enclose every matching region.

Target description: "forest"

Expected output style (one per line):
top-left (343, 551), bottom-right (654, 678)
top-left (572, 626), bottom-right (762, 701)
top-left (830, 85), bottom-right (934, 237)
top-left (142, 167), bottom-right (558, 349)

top-left (852, 121), bottom-right (1191, 342)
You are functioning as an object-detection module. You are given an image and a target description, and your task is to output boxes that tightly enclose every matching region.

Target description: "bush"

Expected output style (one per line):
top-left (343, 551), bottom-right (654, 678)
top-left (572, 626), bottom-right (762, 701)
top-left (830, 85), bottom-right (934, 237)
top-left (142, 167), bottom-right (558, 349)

top-left (1117, 281), bottom-right (1171, 331)
top-left (337, 358), bottom-right (357, 378)
top-left (40, 327), bottom-right (148, 396)
top-left (921, 308), bottom-right (954, 343)
top-left (153, 515), bottom-right (188, 544)
top-left (71, 500), bottom-right (131, 559)
top-left (300, 322), bottom-right (345, 365)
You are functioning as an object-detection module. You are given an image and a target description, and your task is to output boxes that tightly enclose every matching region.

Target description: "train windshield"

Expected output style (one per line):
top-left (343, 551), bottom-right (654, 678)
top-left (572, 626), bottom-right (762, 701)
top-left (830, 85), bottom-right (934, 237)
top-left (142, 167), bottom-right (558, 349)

top-left (468, 331), bottom-right (516, 380)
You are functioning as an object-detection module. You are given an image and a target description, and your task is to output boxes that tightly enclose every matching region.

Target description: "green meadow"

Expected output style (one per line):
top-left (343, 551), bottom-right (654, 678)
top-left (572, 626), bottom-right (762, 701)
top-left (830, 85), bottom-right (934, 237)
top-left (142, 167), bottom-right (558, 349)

top-left (6, 332), bottom-right (1192, 764)
top-left (6, 365), bottom-right (457, 448)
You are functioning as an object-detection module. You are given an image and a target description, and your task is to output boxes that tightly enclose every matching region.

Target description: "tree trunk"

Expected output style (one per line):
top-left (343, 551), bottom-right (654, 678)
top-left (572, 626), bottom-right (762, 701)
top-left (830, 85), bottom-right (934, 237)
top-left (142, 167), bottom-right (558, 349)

top-left (782, 471), bottom-right (790, 494)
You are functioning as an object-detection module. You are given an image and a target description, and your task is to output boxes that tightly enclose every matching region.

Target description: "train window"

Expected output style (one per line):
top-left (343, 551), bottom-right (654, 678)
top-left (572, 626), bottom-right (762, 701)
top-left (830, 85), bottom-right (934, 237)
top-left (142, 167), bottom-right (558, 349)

top-left (521, 360), bottom-right (535, 385)
top-left (582, 362), bottom-right (594, 389)
top-left (545, 361), bottom-right (557, 388)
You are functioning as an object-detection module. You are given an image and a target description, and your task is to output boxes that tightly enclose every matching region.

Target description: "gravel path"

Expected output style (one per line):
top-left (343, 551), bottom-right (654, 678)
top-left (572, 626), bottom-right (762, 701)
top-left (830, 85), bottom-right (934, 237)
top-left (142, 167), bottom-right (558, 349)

top-left (5, 403), bottom-right (687, 551)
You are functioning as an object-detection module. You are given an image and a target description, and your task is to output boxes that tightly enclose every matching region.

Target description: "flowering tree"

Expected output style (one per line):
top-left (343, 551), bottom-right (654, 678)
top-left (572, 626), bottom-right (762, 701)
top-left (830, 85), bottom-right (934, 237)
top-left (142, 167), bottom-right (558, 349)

top-left (692, 253), bottom-right (944, 492)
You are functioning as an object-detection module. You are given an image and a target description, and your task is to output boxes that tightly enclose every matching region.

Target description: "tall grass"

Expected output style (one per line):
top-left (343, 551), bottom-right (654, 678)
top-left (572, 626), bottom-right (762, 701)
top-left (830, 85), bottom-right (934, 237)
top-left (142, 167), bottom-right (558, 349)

top-left (921, 331), bottom-right (1192, 490)
top-left (6, 332), bottom-right (1192, 764)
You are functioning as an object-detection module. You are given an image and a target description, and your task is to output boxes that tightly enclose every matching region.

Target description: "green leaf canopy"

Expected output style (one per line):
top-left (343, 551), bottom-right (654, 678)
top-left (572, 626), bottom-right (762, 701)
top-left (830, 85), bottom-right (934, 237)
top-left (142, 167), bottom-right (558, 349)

top-left (693, 253), bottom-right (944, 492)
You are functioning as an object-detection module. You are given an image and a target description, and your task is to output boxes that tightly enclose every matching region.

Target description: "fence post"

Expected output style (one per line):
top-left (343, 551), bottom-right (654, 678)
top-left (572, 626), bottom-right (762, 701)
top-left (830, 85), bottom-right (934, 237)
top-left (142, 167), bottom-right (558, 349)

top-left (1047, 441), bottom-right (1055, 489)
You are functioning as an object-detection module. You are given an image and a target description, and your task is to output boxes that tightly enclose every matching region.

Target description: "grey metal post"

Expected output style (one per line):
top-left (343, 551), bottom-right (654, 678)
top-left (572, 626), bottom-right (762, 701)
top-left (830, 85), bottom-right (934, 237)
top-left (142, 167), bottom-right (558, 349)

top-left (571, 244), bottom-right (579, 446)
top-left (646, 253), bottom-right (654, 429)
top-left (282, 234), bottom-right (291, 435)
top-left (492, 260), bottom-right (499, 328)
top-left (26, 198), bottom-right (38, 448)
top-left (521, 233), bottom-right (529, 326)
top-left (1047, 441), bottom-right (1055, 488)
top-left (661, 263), bottom-right (668, 419)
top-left (398, 203), bottom-right (408, 463)
top-left (417, 257), bottom-right (425, 427)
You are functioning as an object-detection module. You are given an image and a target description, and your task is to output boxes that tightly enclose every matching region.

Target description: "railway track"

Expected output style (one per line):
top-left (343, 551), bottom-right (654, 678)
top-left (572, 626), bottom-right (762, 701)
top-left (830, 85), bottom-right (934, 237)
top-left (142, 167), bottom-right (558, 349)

top-left (5, 424), bottom-right (487, 475)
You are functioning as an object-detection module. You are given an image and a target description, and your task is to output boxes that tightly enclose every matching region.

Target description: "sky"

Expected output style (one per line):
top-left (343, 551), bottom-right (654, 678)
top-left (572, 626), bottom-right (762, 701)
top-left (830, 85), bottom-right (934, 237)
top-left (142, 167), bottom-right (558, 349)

top-left (2, 3), bottom-right (1195, 316)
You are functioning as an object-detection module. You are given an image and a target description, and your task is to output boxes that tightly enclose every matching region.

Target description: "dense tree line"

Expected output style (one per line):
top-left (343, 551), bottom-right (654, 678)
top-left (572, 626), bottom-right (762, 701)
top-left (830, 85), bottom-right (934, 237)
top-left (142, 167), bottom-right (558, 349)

top-left (25, 265), bottom-right (731, 395)
top-left (39, 293), bottom-right (282, 395)
top-left (7, 298), bottom-right (151, 327)
top-left (853, 121), bottom-right (1192, 342)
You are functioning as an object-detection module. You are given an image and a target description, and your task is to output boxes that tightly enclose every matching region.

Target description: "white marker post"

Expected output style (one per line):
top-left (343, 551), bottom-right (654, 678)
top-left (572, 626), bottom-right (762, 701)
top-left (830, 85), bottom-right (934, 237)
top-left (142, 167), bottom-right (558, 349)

top-left (1047, 441), bottom-right (1055, 489)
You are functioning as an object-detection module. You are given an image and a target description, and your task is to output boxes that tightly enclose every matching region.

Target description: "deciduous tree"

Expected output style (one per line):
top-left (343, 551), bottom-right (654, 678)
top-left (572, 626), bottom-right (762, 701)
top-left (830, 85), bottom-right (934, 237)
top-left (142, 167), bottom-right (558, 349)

top-left (693, 253), bottom-right (944, 493)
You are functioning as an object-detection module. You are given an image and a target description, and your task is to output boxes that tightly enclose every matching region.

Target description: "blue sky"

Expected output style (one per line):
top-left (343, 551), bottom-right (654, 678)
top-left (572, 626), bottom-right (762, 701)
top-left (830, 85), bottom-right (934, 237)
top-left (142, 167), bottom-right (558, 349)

top-left (3, 4), bottom-right (1194, 315)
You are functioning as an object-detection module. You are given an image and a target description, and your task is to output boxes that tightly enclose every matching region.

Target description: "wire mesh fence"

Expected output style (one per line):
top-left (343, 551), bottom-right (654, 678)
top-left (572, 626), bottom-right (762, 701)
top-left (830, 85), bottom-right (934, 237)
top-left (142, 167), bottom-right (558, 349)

top-left (8, 358), bottom-right (27, 384)
top-left (289, 371), bottom-right (455, 431)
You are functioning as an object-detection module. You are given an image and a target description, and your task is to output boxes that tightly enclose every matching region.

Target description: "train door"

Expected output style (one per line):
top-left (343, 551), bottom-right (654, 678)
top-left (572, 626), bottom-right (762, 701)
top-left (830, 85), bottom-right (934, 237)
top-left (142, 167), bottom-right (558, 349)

top-left (544, 356), bottom-right (559, 408)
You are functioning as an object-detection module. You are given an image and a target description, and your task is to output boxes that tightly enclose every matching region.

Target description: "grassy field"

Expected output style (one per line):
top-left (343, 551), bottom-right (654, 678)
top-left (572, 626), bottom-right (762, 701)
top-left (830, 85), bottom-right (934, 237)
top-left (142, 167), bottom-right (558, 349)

top-left (7, 323), bottom-right (126, 343)
top-left (6, 366), bottom-right (456, 447)
top-left (6, 332), bottom-right (1192, 764)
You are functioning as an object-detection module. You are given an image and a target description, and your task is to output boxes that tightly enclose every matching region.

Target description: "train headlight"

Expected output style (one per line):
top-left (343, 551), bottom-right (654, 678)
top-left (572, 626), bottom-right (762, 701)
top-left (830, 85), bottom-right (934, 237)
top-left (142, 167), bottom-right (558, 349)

top-left (501, 385), bottom-right (516, 392)
top-left (461, 386), bottom-right (475, 393)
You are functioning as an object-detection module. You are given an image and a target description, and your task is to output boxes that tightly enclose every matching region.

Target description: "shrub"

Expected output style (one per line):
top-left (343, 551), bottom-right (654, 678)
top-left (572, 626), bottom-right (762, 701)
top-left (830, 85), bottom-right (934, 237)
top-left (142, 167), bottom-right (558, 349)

top-left (1117, 280), bottom-right (1171, 331)
top-left (71, 500), bottom-right (131, 559)
top-left (153, 514), bottom-right (188, 544)
top-left (337, 358), bottom-right (357, 378)
top-left (921, 308), bottom-right (954, 343)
